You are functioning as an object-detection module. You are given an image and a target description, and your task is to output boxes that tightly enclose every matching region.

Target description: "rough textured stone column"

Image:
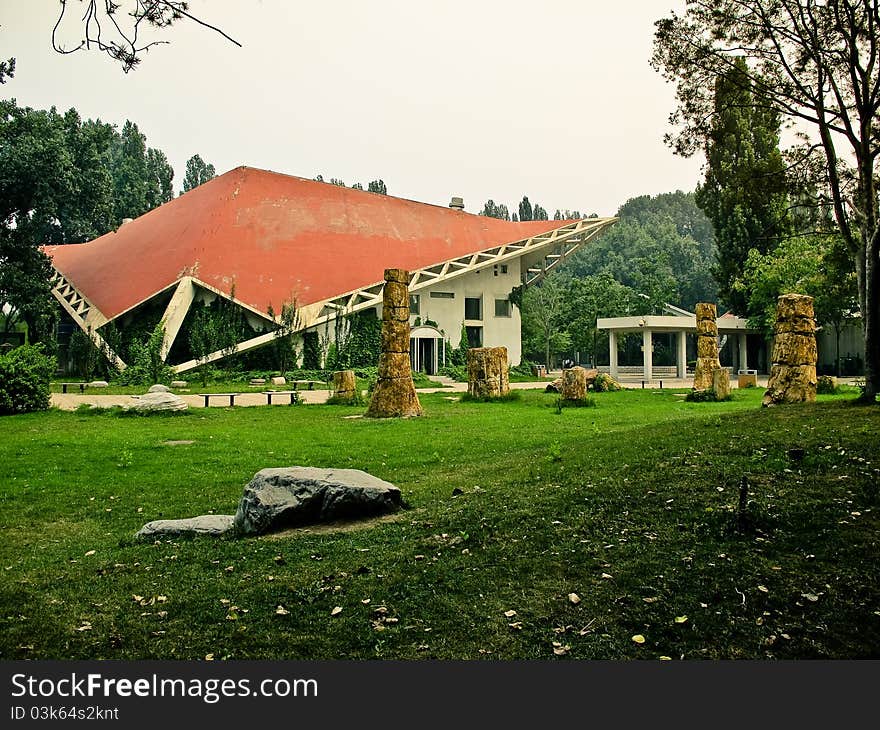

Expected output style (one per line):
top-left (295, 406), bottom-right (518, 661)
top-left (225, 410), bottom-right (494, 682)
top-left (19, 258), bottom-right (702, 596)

top-left (467, 346), bottom-right (510, 398)
top-left (561, 366), bottom-right (589, 400)
top-left (693, 302), bottom-right (722, 390)
top-left (763, 293), bottom-right (818, 406)
top-left (332, 370), bottom-right (358, 403)
top-left (365, 270), bottom-right (423, 418)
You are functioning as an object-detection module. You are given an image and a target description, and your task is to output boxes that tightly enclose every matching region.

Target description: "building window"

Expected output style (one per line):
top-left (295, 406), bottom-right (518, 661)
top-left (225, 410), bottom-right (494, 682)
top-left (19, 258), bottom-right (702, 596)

top-left (494, 299), bottom-right (511, 317)
top-left (409, 294), bottom-right (420, 315)
top-left (466, 326), bottom-right (483, 348)
top-left (501, 264), bottom-right (508, 274)
top-left (430, 291), bottom-right (455, 299)
top-left (464, 296), bottom-right (482, 320)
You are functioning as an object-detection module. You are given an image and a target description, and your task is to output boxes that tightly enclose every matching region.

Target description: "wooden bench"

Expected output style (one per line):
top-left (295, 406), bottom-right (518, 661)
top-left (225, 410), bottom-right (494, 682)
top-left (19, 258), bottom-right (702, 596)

top-left (262, 390), bottom-right (300, 405)
top-left (199, 392), bottom-right (240, 407)
top-left (60, 382), bottom-right (87, 394)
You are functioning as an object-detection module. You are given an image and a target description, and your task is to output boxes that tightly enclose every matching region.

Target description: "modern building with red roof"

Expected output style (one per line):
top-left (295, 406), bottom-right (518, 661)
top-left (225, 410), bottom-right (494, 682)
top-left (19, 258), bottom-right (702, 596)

top-left (45, 166), bottom-right (616, 374)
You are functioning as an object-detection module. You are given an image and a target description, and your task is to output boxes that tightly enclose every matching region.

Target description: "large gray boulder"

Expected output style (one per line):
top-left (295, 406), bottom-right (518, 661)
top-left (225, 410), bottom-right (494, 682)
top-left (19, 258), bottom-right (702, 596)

top-left (135, 514), bottom-right (234, 541)
top-left (234, 467), bottom-right (402, 535)
top-left (129, 391), bottom-right (188, 412)
top-left (148, 383), bottom-right (170, 393)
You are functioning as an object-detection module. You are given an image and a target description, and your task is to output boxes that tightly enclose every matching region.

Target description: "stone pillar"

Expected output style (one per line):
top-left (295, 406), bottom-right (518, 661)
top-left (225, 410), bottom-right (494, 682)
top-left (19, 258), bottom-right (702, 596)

top-left (609, 330), bottom-right (618, 377)
top-left (365, 270), bottom-right (423, 418)
top-left (762, 294), bottom-right (818, 406)
top-left (332, 370), bottom-right (358, 403)
top-left (560, 366), bottom-right (589, 400)
top-left (642, 329), bottom-right (653, 382)
top-left (467, 346), bottom-right (510, 398)
top-left (738, 333), bottom-right (749, 372)
top-left (693, 303), bottom-right (721, 390)
top-left (677, 330), bottom-right (688, 379)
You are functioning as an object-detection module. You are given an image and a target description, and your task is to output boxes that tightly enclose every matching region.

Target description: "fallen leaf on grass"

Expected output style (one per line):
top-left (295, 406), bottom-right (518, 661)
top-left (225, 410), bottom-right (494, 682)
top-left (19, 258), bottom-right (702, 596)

top-left (601, 573), bottom-right (613, 580)
top-left (503, 610), bottom-right (517, 618)
top-left (757, 585), bottom-right (769, 593)
top-left (674, 616), bottom-right (688, 624)
top-left (508, 622), bottom-right (522, 630)
top-left (552, 642), bottom-right (571, 656)
top-left (330, 606), bottom-right (343, 616)
top-left (85, 550), bottom-right (96, 557)
top-left (631, 634), bottom-right (646, 644)
top-left (568, 593), bottom-right (581, 605)
top-left (75, 622), bottom-right (92, 632)
top-left (275, 606), bottom-right (290, 616)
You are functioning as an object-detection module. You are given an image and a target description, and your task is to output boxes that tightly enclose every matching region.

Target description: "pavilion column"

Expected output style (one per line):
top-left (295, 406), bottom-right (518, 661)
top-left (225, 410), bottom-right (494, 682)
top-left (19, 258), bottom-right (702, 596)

top-left (677, 330), bottom-right (687, 378)
top-left (609, 330), bottom-right (618, 377)
top-left (738, 333), bottom-right (748, 372)
top-left (642, 329), bottom-right (653, 382)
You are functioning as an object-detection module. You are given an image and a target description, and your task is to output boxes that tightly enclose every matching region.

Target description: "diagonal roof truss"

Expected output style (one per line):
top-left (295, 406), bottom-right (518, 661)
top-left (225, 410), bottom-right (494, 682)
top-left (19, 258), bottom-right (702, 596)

top-left (170, 216), bottom-right (616, 373)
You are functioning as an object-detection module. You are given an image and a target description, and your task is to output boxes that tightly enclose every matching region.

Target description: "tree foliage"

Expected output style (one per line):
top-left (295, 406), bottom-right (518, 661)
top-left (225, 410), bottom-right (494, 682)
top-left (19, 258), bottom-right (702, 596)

top-left (652, 0), bottom-right (880, 400)
top-left (695, 57), bottom-right (792, 314)
top-left (480, 200), bottom-right (511, 220)
top-left (181, 154), bottom-right (216, 193)
top-left (562, 191), bottom-right (718, 311)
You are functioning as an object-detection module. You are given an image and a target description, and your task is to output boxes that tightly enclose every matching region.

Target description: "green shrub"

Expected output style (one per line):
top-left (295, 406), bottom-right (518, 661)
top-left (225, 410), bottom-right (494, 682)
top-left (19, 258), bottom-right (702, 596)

top-left (118, 323), bottom-right (173, 386)
top-left (0, 344), bottom-right (56, 415)
top-left (593, 372), bottom-right (621, 392)
top-left (685, 388), bottom-right (732, 403)
top-left (438, 365), bottom-right (467, 382)
top-left (817, 375), bottom-right (839, 395)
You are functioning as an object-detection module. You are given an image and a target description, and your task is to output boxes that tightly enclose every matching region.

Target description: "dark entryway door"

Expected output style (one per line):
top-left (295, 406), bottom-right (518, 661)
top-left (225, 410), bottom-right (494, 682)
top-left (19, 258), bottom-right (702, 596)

top-left (418, 338), bottom-right (435, 375)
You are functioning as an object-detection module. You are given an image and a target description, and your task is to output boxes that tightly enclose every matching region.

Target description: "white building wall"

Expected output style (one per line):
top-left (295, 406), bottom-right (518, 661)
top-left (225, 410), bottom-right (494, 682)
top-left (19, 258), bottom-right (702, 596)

top-left (410, 260), bottom-right (523, 365)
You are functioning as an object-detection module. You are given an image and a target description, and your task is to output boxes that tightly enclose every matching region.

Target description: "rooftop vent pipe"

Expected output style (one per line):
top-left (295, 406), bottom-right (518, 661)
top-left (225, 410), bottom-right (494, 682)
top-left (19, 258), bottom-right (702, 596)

top-left (449, 197), bottom-right (464, 211)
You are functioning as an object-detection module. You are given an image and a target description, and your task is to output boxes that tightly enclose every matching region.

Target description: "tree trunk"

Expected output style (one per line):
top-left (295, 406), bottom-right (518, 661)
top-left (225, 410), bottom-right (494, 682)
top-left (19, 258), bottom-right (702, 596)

top-left (861, 226), bottom-right (879, 402)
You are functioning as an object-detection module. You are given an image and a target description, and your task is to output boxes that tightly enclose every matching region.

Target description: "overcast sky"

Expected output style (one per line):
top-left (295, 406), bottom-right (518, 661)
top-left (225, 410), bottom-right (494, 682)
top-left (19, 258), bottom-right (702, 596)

top-left (2, 1), bottom-right (703, 216)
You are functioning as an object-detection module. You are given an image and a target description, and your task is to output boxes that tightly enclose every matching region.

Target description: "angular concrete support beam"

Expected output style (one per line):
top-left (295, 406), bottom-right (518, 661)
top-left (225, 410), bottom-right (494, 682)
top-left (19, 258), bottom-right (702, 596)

top-left (160, 277), bottom-right (197, 360)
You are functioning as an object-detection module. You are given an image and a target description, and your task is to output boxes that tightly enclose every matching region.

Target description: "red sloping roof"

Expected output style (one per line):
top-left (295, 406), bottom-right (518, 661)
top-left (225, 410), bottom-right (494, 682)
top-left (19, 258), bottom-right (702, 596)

top-left (46, 166), bottom-right (574, 319)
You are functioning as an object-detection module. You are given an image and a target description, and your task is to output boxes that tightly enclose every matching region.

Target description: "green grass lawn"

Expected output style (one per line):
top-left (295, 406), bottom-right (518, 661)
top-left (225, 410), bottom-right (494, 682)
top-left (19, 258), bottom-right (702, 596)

top-left (1, 388), bottom-right (878, 660)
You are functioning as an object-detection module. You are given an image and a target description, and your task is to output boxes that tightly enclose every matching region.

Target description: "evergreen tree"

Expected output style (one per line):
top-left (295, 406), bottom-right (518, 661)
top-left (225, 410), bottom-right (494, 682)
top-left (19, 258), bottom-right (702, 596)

top-left (367, 179), bottom-right (387, 195)
top-left (182, 154), bottom-right (216, 193)
top-left (479, 200), bottom-right (510, 220)
top-left (693, 57), bottom-right (792, 315)
top-left (518, 196), bottom-right (533, 222)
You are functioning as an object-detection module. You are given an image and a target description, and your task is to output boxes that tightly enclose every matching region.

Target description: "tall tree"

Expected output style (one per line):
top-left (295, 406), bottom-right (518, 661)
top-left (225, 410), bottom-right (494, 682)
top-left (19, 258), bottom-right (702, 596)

top-left (479, 200), bottom-right (511, 220)
top-left (367, 179), bottom-right (387, 195)
top-left (521, 277), bottom-right (570, 369)
top-left (181, 154), bottom-right (216, 193)
top-left (533, 203), bottom-right (549, 221)
top-left (652, 0), bottom-right (880, 401)
top-left (145, 148), bottom-right (174, 208)
top-left (518, 196), bottom-right (533, 222)
top-left (110, 120), bottom-right (150, 221)
top-left (694, 57), bottom-right (792, 315)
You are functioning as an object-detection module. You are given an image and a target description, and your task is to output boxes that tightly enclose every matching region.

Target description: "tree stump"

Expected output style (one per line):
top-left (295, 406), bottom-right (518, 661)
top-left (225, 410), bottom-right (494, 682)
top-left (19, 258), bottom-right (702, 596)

top-left (467, 347), bottom-right (510, 398)
top-left (712, 368), bottom-right (731, 400)
top-left (561, 366), bottom-right (589, 400)
top-left (763, 294), bottom-right (817, 406)
top-left (332, 370), bottom-right (358, 403)
top-left (365, 269), bottom-right (423, 418)
top-left (693, 302), bottom-right (721, 390)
